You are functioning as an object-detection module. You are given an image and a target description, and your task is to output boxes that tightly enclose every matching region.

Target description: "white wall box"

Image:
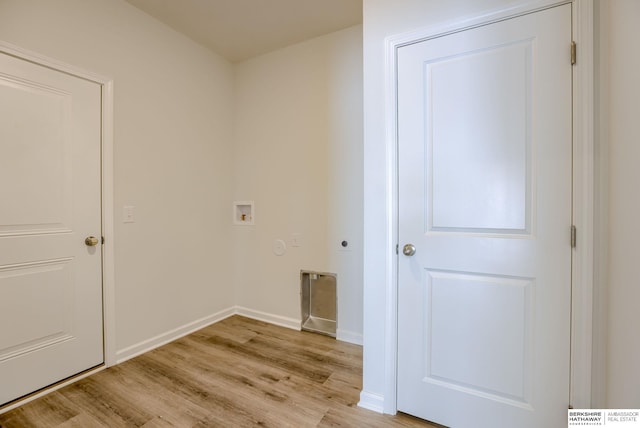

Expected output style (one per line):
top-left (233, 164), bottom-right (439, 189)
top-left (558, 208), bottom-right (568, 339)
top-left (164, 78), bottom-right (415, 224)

top-left (233, 201), bottom-right (254, 225)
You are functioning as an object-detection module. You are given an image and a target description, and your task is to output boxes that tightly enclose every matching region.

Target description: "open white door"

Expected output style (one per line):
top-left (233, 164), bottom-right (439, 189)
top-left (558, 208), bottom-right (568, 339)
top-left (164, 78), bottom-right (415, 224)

top-left (0, 51), bottom-right (103, 405)
top-left (397, 5), bottom-right (572, 427)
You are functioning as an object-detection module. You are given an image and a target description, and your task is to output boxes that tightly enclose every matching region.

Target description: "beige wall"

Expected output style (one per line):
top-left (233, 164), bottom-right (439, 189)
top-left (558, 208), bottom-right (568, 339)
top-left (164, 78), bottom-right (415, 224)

top-left (4, 0), bottom-right (638, 414)
top-left (233, 26), bottom-right (364, 342)
top-left (0, 0), bottom-right (364, 361)
top-left (0, 0), bottom-right (236, 354)
top-left (605, 0), bottom-right (640, 408)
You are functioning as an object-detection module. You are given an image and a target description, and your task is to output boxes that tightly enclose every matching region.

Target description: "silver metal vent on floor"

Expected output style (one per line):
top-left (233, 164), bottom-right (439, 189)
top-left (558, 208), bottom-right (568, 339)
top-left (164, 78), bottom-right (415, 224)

top-left (300, 271), bottom-right (336, 338)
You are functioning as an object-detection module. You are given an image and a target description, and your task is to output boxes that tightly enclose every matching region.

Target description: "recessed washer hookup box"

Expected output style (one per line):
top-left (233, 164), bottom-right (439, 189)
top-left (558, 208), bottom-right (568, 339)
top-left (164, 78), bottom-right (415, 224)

top-left (300, 271), bottom-right (336, 338)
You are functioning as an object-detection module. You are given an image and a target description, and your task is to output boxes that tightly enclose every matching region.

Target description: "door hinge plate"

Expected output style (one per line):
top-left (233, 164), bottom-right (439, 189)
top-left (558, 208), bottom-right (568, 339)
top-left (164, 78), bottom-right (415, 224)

top-left (571, 225), bottom-right (577, 248)
top-left (571, 41), bottom-right (577, 65)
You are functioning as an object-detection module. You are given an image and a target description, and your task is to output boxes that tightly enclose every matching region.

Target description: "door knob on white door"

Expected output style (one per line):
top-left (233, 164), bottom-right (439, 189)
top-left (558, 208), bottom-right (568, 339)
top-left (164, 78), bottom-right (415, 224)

top-left (402, 244), bottom-right (416, 256)
top-left (85, 236), bottom-right (99, 246)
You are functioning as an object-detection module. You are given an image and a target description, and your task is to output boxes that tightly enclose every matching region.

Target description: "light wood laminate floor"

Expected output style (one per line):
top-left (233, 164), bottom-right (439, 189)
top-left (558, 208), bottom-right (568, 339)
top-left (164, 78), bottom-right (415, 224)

top-left (0, 316), bottom-right (440, 427)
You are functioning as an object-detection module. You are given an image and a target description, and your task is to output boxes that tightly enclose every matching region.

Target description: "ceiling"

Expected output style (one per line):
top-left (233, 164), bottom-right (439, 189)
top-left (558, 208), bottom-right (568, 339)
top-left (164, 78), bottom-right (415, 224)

top-left (125, 0), bottom-right (363, 63)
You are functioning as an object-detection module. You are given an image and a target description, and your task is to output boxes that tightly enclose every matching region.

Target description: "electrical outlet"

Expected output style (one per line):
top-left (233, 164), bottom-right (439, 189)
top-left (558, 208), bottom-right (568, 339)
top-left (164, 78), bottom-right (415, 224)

top-left (273, 239), bottom-right (287, 256)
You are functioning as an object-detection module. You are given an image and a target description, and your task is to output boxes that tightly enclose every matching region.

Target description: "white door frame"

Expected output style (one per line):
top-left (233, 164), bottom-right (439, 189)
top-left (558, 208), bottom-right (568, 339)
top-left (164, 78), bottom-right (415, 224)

top-left (0, 41), bottom-right (116, 410)
top-left (383, 0), bottom-right (596, 413)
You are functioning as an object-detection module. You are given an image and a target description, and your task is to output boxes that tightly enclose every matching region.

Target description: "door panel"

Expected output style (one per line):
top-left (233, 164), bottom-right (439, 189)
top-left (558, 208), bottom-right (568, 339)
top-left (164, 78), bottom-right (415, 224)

top-left (426, 270), bottom-right (532, 403)
top-left (0, 51), bottom-right (103, 405)
top-left (0, 79), bottom-right (72, 233)
top-left (397, 5), bottom-right (572, 428)
top-left (428, 40), bottom-right (531, 233)
top-left (0, 259), bottom-right (74, 357)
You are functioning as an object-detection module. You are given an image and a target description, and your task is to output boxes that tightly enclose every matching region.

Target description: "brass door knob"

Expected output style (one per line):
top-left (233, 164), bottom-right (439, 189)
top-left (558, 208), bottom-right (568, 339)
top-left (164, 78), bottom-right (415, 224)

top-left (402, 244), bottom-right (416, 256)
top-left (85, 236), bottom-right (99, 246)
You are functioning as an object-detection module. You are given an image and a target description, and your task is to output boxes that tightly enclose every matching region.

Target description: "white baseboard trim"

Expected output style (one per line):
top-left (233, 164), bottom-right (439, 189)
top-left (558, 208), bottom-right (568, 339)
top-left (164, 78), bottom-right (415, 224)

top-left (358, 390), bottom-right (385, 413)
top-left (116, 306), bottom-right (301, 364)
top-left (234, 306), bottom-right (301, 331)
top-left (337, 329), bottom-right (363, 346)
top-left (115, 307), bottom-right (236, 364)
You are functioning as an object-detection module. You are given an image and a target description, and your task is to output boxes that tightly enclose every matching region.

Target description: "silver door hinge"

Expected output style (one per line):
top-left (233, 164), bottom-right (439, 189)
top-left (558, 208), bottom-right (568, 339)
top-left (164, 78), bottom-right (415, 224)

top-left (571, 41), bottom-right (577, 65)
top-left (571, 225), bottom-right (577, 248)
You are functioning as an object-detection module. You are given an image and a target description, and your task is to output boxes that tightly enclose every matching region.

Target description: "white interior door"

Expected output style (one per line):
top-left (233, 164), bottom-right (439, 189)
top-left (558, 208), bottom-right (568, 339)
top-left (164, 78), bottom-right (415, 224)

top-left (0, 51), bottom-right (103, 405)
top-left (397, 5), bottom-right (572, 428)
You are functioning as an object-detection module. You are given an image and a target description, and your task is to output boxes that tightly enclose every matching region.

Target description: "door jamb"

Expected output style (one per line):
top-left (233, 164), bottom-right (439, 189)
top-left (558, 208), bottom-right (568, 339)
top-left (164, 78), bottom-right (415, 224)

top-left (0, 41), bottom-right (117, 366)
top-left (384, 0), bottom-right (596, 413)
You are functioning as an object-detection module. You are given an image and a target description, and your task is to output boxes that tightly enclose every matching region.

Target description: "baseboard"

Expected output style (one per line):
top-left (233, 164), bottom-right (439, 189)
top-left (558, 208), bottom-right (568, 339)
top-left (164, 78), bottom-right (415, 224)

top-left (115, 307), bottom-right (236, 364)
top-left (337, 329), bottom-right (363, 346)
top-left (234, 306), bottom-right (301, 331)
top-left (358, 390), bottom-right (385, 413)
top-left (234, 307), bottom-right (363, 345)
top-left (111, 306), bottom-right (360, 369)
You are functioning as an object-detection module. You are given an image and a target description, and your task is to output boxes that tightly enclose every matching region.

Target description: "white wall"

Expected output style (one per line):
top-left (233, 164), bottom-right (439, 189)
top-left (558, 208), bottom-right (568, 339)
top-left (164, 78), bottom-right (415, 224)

top-left (0, 0), bottom-right (236, 356)
top-left (604, 0), bottom-right (640, 408)
top-left (0, 0), bottom-right (363, 364)
top-left (233, 26), bottom-right (364, 343)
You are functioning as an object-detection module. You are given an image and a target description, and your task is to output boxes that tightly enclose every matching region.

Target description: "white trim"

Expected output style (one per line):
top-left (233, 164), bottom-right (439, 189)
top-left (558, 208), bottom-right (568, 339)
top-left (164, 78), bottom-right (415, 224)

top-left (101, 80), bottom-right (117, 368)
top-left (234, 306), bottom-right (301, 331)
top-left (235, 306), bottom-right (362, 345)
top-left (383, 0), bottom-right (569, 51)
top-left (0, 366), bottom-right (106, 415)
top-left (115, 307), bottom-right (236, 364)
top-left (358, 391), bottom-right (385, 414)
top-left (0, 40), bottom-right (118, 371)
top-left (382, 0), bottom-right (594, 414)
top-left (337, 329), bottom-right (363, 346)
top-left (383, 27), bottom-right (400, 414)
top-left (570, 0), bottom-right (596, 409)
top-left (0, 40), bottom-right (111, 85)
top-left (112, 305), bottom-right (350, 364)
top-left (234, 306), bottom-right (362, 344)
top-left (590, 0), bottom-right (609, 408)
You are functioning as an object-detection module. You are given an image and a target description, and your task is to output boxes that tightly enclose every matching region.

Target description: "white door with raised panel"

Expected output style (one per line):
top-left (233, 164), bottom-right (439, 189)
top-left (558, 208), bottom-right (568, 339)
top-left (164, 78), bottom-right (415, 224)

top-left (397, 5), bottom-right (572, 428)
top-left (0, 51), bottom-right (103, 405)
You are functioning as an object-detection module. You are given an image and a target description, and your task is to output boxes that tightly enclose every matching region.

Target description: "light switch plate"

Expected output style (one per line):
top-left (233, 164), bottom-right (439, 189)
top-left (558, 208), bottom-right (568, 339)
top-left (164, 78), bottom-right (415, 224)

top-left (123, 205), bottom-right (135, 223)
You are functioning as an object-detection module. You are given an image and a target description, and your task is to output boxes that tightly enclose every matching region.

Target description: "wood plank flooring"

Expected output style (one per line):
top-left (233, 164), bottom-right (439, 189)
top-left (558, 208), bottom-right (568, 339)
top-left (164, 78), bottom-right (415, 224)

top-left (0, 316), bottom-right (440, 427)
